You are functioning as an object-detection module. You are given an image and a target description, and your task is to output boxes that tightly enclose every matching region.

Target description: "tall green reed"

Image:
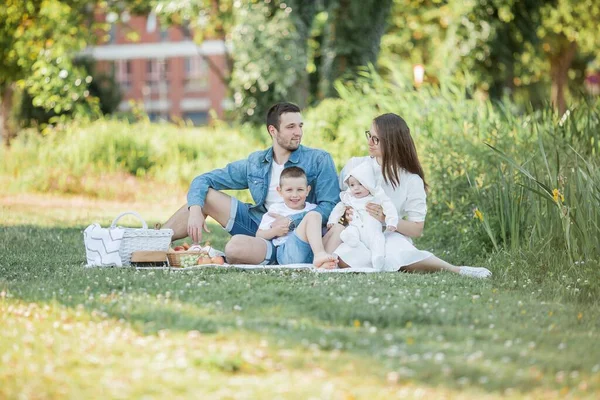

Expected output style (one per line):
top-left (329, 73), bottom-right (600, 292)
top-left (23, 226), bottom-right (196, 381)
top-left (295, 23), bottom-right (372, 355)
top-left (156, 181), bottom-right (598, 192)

top-left (482, 122), bottom-right (600, 264)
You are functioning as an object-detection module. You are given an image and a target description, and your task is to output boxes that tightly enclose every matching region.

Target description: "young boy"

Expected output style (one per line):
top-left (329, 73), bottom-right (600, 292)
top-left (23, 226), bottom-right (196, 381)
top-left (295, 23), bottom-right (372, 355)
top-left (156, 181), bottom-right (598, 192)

top-left (257, 166), bottom-right (338, 268)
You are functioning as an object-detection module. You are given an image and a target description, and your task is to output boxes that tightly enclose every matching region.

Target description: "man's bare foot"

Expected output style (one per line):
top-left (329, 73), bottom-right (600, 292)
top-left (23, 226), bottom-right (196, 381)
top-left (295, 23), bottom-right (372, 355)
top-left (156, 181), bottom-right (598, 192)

top-left (313, 252), bottom-right (338, 268)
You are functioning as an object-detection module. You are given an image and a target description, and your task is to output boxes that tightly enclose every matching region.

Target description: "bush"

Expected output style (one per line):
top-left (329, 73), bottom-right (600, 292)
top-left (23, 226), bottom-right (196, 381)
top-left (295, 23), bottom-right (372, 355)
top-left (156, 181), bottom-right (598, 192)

top-left (0, 118), bottom-right (264, 201)
top-left (301, 66), bottom-right (600, 266)
top-left (2, 66), bottom-right (599, 268)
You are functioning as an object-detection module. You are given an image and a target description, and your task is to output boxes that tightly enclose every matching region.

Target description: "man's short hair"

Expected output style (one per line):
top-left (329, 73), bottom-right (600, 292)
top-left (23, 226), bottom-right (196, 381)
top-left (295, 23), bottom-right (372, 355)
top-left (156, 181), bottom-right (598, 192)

top-left (266, 102), bottom-right (301, 132)
top-left (279, 166), bottom-right (307, 186)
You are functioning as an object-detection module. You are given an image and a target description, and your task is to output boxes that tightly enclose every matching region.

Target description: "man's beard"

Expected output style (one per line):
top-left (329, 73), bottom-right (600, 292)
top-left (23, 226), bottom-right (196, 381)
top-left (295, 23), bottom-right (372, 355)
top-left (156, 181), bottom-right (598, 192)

top-left (277, 136), bottom-right (300, 151)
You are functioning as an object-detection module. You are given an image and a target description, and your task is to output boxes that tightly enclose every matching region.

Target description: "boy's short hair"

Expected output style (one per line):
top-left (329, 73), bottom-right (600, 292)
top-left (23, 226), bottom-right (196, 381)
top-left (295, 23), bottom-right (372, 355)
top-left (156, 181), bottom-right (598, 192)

top-left (266, 102), bottom-right (301, 132)
top-left (279, 166), bottom-right (307, 186)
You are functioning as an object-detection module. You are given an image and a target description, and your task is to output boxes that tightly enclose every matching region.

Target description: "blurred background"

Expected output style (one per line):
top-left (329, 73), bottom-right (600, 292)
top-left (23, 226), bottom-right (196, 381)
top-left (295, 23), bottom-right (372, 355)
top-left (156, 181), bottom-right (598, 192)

top-left (1, 0), bottom-right (599, 273)
top-left (1, 0), bottom-right (599, 134)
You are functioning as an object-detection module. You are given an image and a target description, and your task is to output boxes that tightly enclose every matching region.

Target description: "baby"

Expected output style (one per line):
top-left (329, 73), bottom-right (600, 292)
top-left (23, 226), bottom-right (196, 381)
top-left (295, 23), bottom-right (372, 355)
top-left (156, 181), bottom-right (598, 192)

top-left (327, 161), bottom-right (398, 270)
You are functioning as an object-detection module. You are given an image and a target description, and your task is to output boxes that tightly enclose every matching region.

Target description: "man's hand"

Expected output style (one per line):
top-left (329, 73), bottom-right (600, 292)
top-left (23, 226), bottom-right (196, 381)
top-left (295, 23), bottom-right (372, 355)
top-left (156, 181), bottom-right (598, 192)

top-left (268, 212), bottom-right (290, 237)
top-left (188, 205), bottom-right (210, 244)
top-left (386, 225), bottom-right (397, 232)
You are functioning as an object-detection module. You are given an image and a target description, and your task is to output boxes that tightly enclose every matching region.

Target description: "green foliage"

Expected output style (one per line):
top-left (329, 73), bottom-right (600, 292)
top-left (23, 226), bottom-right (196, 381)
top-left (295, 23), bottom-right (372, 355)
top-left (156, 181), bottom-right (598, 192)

top-left (302, 65), bottom-right (600, 265)
top-left (2, 64), bottom-right (599, 267)
top-left (317, 0), bottom-right (393, 98)
top-left (229, 0), bottom-right (313, 124)
top-left (16, 58), bottom-right (122, 129)
top-left (0, 118), bottom-right (264, 197)
top-left (0, 0), bottom-right (98, 115)
top-left (380, 0), bottom-right (600, 108)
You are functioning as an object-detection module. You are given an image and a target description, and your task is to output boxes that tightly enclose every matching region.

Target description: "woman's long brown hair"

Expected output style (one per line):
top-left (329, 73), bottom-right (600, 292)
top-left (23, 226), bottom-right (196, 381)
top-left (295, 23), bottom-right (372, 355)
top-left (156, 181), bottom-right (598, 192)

top-left (373, 113), bottom-right (427, 189)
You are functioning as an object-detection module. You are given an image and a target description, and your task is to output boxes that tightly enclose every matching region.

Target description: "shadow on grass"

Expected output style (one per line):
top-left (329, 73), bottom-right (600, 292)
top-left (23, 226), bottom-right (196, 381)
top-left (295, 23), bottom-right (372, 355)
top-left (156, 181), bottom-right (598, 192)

top-left (2, 225), bottom-right (599, 395)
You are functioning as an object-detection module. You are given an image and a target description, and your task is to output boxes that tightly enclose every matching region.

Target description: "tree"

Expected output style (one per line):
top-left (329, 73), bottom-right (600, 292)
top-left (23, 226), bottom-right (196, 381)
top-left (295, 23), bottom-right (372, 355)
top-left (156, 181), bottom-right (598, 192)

top-left (157, 0), bottom-right (394, 123)
top-left (229, 0), bottom-right (319, 123)
top-left (380, 0), bottom-right (600, 113)
top-left (0, 0), bottom-right (153, 144)
top-left (318, 0), bottom-right (393, 98)
top-left (538, 0), bottom-right (600, 114)
top-left (0, 0), bottom-right (98, 144)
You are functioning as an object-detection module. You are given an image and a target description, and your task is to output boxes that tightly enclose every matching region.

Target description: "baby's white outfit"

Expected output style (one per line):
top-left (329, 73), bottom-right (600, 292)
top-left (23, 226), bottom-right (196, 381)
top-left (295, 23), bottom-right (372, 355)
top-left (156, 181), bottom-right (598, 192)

top-left (327, 161), bottom-right (398, 270)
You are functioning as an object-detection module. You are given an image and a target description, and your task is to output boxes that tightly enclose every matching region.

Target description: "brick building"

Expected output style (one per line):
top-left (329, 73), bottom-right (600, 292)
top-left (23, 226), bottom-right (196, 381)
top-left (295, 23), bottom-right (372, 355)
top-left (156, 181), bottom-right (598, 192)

top-left (86, 13), bottom-right (229, 125)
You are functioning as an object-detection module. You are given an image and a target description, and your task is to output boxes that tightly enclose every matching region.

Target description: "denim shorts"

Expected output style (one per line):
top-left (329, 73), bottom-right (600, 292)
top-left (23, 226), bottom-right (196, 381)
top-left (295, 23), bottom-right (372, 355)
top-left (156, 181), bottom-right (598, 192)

top-left (263, 232), bottom-right (313, 265)
top-left (225, 198), bottom-right (260, 236)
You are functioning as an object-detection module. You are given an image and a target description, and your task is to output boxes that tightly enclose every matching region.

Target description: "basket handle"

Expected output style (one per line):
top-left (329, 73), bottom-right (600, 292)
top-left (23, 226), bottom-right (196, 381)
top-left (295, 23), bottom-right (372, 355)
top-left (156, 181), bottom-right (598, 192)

top-left (110, 211), bottom-right (148, 229)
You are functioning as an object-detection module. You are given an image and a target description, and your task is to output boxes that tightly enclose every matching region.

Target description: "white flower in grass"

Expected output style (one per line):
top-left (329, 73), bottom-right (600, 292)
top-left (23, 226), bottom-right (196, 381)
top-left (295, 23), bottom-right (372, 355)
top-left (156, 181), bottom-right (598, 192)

top-left (58, 69), bottom-right (68, 79)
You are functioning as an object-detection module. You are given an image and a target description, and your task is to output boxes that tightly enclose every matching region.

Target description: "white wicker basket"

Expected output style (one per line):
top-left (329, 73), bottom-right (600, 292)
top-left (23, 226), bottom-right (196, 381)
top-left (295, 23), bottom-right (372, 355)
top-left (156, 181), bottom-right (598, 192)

top-left (111, 212), bottom-right (173, 265)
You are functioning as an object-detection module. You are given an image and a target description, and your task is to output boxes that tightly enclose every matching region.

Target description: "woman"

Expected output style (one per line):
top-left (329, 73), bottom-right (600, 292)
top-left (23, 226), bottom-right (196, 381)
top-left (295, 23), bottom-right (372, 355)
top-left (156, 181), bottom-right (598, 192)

top-left (323, 113), bottom-right (491, 278)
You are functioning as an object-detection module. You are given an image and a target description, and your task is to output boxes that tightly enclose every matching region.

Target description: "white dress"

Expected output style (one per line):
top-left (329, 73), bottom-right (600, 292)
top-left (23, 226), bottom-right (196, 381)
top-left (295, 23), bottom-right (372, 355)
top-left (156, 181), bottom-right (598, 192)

top-left (333, 157), bottom-right (432, 271)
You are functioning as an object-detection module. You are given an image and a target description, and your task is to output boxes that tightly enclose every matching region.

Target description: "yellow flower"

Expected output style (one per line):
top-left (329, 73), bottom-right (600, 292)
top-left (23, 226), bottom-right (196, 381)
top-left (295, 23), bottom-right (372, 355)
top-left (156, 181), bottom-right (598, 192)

top-left (577, 312), bottom-right (583, 321)
top-left (474, 208), bottom-right (484, 222)
top-left (353, 319), bottom-right (361, 328)
top-left (552, 189), bottom-right (564, 203)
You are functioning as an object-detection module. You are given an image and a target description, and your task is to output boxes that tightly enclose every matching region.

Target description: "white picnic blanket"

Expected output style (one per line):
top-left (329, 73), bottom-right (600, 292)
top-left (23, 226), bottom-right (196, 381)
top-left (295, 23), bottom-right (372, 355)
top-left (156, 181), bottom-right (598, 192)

top-left (136, 263), bottom-right (379, 273)
top-left (134, 245), bottom-right (382, 273)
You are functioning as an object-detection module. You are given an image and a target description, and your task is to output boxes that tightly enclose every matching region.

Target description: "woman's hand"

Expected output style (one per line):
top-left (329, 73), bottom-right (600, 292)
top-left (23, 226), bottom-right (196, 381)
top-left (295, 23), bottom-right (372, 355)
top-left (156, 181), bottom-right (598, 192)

top-left (386, 225), bottom-right (397, 232)
top-left (343, 206), bottom-right (354, 223)
top-left (366, 202), bottom-right (385, 223)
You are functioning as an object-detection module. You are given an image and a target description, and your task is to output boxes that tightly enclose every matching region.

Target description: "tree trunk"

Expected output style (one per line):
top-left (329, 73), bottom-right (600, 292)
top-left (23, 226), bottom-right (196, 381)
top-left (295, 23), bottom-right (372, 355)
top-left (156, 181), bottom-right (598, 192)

top-left (1, 84), bottom-right (16, 146)
top-left (550, 41), bottom-right (577, 116)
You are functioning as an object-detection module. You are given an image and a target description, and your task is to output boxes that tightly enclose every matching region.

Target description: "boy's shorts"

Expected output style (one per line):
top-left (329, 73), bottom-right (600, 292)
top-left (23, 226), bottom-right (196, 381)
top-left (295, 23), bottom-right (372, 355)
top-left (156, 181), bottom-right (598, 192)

top-left (263, 232), bottom-right (313, 265)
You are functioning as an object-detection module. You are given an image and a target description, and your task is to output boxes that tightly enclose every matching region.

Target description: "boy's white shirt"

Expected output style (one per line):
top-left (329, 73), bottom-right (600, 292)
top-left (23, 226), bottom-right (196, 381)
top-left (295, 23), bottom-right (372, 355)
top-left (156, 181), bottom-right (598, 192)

top-left (259, 202), bottom-right (317, 246)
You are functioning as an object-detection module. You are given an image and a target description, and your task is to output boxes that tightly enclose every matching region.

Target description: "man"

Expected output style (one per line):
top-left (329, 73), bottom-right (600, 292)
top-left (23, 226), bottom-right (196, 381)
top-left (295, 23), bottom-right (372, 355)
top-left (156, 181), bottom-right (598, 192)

top-left (162, 102), bottom-right (340, 265)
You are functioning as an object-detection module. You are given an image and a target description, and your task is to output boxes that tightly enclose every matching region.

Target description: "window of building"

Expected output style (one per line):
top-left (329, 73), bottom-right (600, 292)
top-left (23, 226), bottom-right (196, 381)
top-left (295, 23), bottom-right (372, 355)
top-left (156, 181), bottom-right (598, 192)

top-left (147, 112), bottom-right (168, 122)
top-left (145, 59), bottom-right (168, 92)
top-left (183, 111), bottom-right (209, 126)
top-left (109, 24), bottom-right (117, 44)
top-left (160, 27), bottom-right (169, 42)
top-left (184, 56), bottom-right (209, 92)
top-left (114, 60), bottom-right (132, 92)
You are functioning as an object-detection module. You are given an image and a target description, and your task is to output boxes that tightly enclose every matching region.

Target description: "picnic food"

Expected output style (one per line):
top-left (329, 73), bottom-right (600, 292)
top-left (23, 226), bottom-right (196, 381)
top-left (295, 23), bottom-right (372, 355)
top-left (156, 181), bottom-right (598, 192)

top-left (210, 256), bottom-right (225, 265)
top-left (168, 242), bottom-right (225, 267)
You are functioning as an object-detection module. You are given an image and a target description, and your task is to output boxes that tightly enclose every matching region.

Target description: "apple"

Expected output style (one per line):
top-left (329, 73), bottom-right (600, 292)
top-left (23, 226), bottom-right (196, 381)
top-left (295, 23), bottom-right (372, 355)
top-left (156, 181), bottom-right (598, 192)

top-left (210, 256), bottom-right (225, 265)
top-left (197, 255), bottom-right (211, 265)
top-left (182, 242), bottom-right (191, 250)
top-left (173, 246), bottom-right (185, 251)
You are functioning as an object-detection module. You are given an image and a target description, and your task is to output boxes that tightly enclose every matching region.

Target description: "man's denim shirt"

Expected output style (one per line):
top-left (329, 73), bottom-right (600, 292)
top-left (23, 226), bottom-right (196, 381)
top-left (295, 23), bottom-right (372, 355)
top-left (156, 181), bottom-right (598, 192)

top-left (187, 145), bottom-right (340, 227)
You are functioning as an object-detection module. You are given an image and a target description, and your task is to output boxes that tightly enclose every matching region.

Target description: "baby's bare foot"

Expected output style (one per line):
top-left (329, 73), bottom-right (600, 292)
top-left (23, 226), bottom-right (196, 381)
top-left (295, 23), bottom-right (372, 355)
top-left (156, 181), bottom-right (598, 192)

top-left (313, 252), bottom-right (338, 268)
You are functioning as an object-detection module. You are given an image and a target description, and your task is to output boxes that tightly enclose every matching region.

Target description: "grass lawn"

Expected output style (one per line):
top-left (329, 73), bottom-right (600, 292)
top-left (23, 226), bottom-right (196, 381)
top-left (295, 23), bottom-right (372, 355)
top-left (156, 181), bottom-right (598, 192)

top-left (1, 193), bottom-right (599, 399)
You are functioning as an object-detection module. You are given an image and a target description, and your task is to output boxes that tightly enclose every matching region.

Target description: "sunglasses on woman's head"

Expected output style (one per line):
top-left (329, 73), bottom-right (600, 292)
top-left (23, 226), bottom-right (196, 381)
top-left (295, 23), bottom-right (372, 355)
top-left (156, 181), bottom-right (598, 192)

top-left (365, 130), bottom-right (380, 145)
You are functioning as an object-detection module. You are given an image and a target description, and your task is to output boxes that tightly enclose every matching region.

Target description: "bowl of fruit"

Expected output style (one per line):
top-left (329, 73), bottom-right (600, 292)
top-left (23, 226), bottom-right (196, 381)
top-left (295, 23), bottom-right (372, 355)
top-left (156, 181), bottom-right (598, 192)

top-left (167, 242), bottom-right (226, 268)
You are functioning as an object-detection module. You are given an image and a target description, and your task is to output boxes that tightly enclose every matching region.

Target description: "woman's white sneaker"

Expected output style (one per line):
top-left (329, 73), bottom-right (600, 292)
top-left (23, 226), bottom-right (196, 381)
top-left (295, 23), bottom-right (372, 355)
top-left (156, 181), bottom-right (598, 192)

top-left (459, 266), bottom-right (492, 279)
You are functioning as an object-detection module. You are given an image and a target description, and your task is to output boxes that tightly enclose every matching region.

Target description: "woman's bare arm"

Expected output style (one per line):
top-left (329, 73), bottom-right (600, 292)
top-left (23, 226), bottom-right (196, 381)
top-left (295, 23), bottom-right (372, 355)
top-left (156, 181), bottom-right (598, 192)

top-left (395, 220), bottom-right (424, 238)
